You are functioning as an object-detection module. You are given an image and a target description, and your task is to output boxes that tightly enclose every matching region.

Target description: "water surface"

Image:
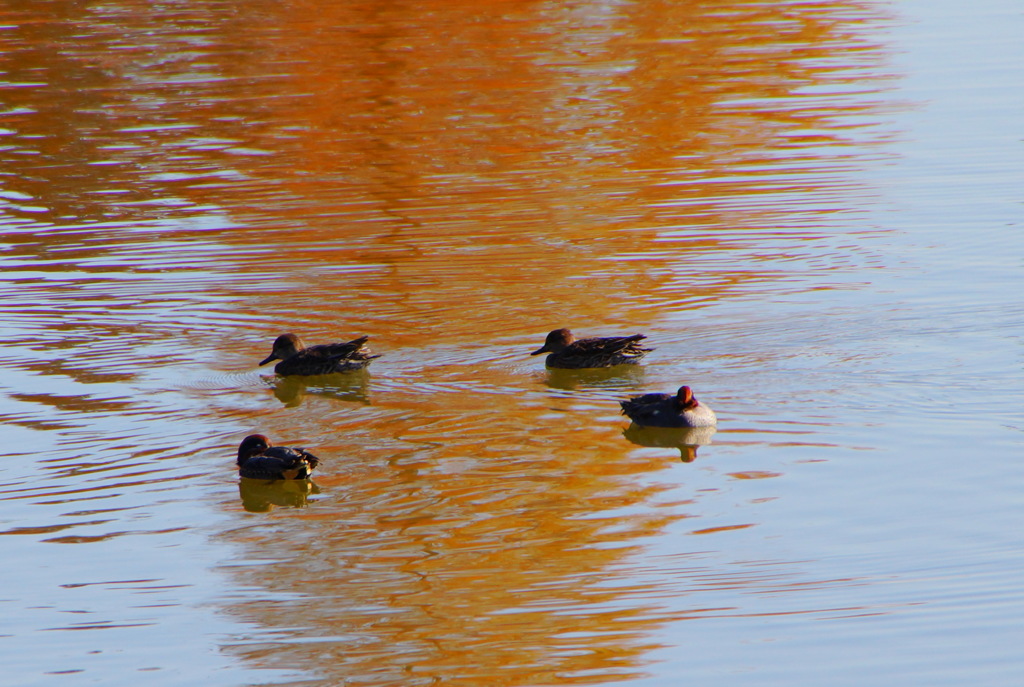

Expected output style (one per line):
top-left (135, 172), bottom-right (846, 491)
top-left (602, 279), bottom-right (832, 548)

top-left (2, 0), bottom-right (1023, 685)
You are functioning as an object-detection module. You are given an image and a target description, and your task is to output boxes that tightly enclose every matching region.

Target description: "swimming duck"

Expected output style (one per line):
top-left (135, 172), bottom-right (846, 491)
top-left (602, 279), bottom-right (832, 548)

top-left (259, 333), bottom-right (379, 375)
top-left (531, 328), bottom-right (653, 369)
top-left (619, 385), bottom-right (717, 428)
top-left (236, 434), bottom-right (320, 480)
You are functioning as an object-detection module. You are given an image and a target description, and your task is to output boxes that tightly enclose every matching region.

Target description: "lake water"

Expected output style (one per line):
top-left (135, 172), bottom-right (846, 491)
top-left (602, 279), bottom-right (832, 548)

top-left (1, 0), bottom-right (1023, 685)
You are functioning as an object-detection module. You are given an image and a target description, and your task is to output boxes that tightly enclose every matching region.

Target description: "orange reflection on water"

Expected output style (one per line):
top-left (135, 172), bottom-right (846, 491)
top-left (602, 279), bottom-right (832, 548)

top-left (223, 419), bottom-right (680, 683)
top-left (1, 0), bottom-right (894, 342)
top-left (0, 0), bottom-right (896, 684)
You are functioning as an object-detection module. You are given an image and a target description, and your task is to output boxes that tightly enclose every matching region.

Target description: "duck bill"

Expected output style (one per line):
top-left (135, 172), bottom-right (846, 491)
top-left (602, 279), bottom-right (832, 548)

top-left (530, 346), bottom-right (549, 356)
top-left (258, 354), bottom-right (278, 366)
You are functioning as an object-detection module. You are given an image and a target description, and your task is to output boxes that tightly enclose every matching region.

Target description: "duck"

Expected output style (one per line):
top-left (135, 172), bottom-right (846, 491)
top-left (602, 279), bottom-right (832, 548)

top-left (259, 333), bottom-right (380, 375)
top-left (619, 385), bottom-right (717, 428)
top-left (236, 434), bottom-right (320, 480)
top-left (531, 328), bottom-right (653, 369)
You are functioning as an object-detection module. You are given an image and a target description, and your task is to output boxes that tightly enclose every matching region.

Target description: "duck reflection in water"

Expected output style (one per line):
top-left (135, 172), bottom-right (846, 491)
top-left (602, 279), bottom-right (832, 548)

top-left (268, 370), bottom-right (371, 407)
top-left (259, 333), bottom-right (380, 376)
top-left (531, 328), bottom-right (653, 369)
top-left (543, 364), bottom-right (645, 392)
top-left (622, 424), bottom-right (717, 463)
top-left (239, 477), bottom-right (320, 512)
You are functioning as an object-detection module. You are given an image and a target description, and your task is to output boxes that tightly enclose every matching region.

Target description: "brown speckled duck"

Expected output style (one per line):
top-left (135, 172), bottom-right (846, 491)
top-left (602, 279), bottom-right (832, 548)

top-left (620, 385), bottom-right (717, 428)
top-left (259, 333), bottom-right (379, 375)
top-left (236, 434), bottom-right (320, 480)
top-left (531, 328), bottom-right (653, 369)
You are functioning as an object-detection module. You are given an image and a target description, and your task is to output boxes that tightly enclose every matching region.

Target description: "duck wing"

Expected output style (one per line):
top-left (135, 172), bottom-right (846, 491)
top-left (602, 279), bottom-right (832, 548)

top-left (572, 334), bottom-right (647, 354)
top-left (311, 335), bottom-right (374, 360)
top-left (620, 392), bottom-right (673, 416)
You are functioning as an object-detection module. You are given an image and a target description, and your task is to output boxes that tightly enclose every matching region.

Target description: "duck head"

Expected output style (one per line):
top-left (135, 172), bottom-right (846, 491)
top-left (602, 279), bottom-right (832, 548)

top-left (259, 333), bottom-right (305, 365)
top-left (531, 328), bottom-right (575, 355)
top-left (676, 386), bottom-right (699, 410)
top-left (237, 434), bottom-right (272, 466)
